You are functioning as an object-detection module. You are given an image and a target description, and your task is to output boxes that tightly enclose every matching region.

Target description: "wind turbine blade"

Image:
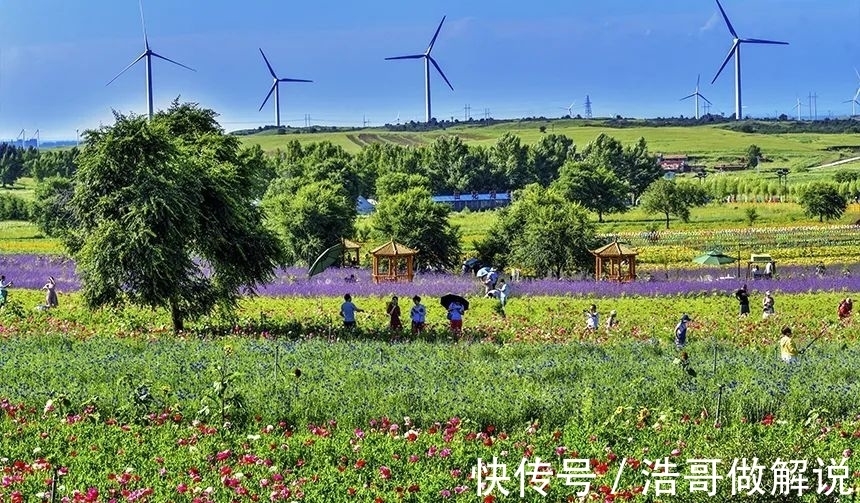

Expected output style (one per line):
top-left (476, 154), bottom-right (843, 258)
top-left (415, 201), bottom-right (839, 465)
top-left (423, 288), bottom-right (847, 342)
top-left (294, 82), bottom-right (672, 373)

top-left (854, 67), bottom-right (860, 81)
top-left (714, 0), bottom-right (738, 39)
top-left (741, 38), bottom-right (788, 45)
top-left (711, 41), bottom-right (737, 84)
top-left (385, 54), bottom-right (424, 60)
top-left (259, 83), bottom-right (276, 111)
top-left (259, 48), bottom-right (277, 79)
top-left (279, 78), bottom-right (313, 83)
top-left (426, 16), bottom-right (446, 54)
top-left (150, 52), bottom-right (196, 72)
top-left (680, 93), bottom-right (696, 101)
top-left (428, 56), bottom-right (454, 91)
top-left (854, 88), bottom-right (860, 101)
top-left (106, 53), bottom-right (147, 86)
top-left (696, 74), bottom-right (700, 87)
top-left (700, 94), bottom-right (713, 105)
top-left (139, 0), bottom-right (149, 49)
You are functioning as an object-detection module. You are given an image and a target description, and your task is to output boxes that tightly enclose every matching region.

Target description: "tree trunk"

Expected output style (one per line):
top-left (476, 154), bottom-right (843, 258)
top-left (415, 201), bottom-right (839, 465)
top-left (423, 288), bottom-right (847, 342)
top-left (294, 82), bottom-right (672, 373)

top-left (665, 212), bottom-right (671, 229)
top-left (170, 299), bottom-right (185, 333)
top-left (598, 211), bottom-right (604, 223)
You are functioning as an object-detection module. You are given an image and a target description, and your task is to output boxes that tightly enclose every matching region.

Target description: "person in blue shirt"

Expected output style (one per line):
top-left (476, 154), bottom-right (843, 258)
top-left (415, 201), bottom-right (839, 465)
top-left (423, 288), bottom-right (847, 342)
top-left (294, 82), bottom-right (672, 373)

top-left (340, 293), bottom-right (365, 329)
top-left (675, 314), bottom-right (691, 349)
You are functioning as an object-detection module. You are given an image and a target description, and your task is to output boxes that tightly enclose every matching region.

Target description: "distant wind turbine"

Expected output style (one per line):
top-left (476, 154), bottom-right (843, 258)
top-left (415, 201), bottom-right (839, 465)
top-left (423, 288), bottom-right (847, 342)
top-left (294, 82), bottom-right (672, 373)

top-left (106, 0), bottom-right (195, 120)
top-left (385, 16), bottom-right (454, 123)
top-left (846, 68), bottom-right (860, 117)
top-left (559, 102), bottom-right (577, 117)
top-left (680, 75), bottom-right (712, 120)
top-left (793, 97), bottom-right (803, 121)
top-left (257, 49), bottom-right (312, 128)
top-left (710, 0), bottom-right (788, 121)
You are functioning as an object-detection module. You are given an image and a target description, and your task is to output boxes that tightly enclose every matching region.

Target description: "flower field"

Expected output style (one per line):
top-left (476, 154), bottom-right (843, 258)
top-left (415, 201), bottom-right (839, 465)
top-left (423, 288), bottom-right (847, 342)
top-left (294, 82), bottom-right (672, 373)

top-left (2, 277), bottom-right (860, 500)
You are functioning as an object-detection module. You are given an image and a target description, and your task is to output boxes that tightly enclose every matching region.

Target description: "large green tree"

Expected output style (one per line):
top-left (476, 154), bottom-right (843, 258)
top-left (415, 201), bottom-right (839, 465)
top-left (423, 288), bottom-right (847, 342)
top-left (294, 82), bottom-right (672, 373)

top-left (371, 187), bottom-right (461, 270)
top-left (554, 161), bottom-right (628, 222)
top-left (65, 103), bottom-right (283, 332)
top-left (622, 137), bottom-right (663, 204)
top-left (530, 133), bottom-right (574, 186)
top-left (264, 179), bottom-right (356, 265)
top-left (32, 176), bottom-right (75, 237)
top-left (640, 179), bottom-right (710, 229)
top-left (798, 183), bottom-right (847, 222)
top-left (475, 184), bottom-right (597, 278)
top-left (489, 133), bottom-right (532, 190)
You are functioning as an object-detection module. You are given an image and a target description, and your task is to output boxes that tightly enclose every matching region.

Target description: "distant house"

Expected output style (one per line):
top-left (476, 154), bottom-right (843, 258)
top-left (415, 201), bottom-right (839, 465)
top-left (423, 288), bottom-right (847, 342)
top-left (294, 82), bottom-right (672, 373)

top-left (658, 154), bottom-right (690, 173)
top-left (431, 191), bottom-right (512, 212)
top-left (356, 196), bottom-right (376, 215)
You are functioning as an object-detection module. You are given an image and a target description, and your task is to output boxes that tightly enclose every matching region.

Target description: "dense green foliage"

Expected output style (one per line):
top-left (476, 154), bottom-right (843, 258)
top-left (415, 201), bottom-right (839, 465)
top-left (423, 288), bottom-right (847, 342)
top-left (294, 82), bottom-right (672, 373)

top-left (64, 103), bottom-right (282, 331)
top-left (797, 183), bottom-right (849, 222)
top-left (641, 180), bottom-right (711, 229)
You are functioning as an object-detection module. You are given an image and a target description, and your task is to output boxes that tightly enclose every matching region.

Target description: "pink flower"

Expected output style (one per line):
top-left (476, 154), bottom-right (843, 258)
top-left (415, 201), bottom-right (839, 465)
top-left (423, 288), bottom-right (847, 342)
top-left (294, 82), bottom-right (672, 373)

top-left (354, 428), bottom-right (365, 439)
top-left (439, 448), bottom-right (452, 458)
top-left (379, 466), bottom-right (392, 479)
top-left (844, 449), bottom-right (853, 458)
top-left (408, 455), bottom-right (419, 463)
top-left (439, 489), bottom-right (451, 498)
top-left (670, 448), bottom-right (681, 457)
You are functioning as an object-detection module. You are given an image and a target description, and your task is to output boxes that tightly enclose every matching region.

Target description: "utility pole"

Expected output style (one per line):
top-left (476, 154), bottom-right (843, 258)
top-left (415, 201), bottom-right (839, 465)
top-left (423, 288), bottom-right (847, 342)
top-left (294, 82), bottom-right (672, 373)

top-left (812, 93), bottom-right (818, 120)
top-left (362, 115), bottom-right (370, 127)
top-left (584, 95), bottom-right (593, 119)
top-left (483, 108), bottom-right (490, 120)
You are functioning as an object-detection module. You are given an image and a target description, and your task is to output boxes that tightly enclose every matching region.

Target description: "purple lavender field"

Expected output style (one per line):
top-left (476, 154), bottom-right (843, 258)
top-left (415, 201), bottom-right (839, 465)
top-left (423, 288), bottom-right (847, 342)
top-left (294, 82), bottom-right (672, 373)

top-left (2, 254), bottom-right (859, 298)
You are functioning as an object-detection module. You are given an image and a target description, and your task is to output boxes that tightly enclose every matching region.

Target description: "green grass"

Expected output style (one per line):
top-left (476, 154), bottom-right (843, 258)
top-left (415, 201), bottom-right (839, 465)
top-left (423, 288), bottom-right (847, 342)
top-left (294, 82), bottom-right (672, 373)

top-left (0, 221), bottom-right (63, 255)
top-left (240, 120), bottom-right (860, 170)
top-left (0, 176), bottom-right (37, 202)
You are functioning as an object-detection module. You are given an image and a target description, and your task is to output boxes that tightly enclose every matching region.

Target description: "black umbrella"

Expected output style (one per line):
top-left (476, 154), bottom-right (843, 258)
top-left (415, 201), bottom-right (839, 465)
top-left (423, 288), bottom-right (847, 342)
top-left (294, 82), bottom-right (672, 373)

top-left (307, 243), bottom-right (344, 278)
top-left (440, 294), bottom-right (469, 311)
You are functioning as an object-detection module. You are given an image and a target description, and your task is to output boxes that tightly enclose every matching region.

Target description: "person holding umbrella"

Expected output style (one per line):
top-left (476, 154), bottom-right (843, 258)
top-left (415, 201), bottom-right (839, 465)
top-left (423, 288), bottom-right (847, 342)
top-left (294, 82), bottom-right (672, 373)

top-left (441, 294), bottom-right (468, 335)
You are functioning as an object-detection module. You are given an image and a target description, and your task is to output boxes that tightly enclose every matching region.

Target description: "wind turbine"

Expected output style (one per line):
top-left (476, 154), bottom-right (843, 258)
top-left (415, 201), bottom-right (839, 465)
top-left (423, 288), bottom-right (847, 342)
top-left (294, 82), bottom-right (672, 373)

top-left (793, 97), bottom-right (803, 120)
top-left (258, 49), bottom-right (312, 128)
top-left (385, 16), bottom-right (454, 123)
top-left (680, 75), bottom-right (712, 120)
top-left (846, 68), bottom-right (860, 117)
top-left (559, 102), bottom-right (576, 117)
top-left (107, 0), bottom-right (195, 120)
top-left (710, 0), bottom-right (788, 121)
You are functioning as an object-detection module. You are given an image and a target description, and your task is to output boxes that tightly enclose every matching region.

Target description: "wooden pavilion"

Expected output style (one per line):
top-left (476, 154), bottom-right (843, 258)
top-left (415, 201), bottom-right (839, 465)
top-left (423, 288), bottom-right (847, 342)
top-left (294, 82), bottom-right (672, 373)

top-left (591, 241), bottom-right (638, 282)
top-left (370, 240), bottom-right (418, 283)
top-left (341, 238), bottom-right (361, 267)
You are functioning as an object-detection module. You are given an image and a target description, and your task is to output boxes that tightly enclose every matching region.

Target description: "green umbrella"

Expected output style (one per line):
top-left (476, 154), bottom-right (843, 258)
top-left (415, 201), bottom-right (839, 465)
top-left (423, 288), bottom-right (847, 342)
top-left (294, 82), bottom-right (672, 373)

top-left (692, 251), bottom-right (736, 266)
top-left (308, 243), bottom-right (345, 278)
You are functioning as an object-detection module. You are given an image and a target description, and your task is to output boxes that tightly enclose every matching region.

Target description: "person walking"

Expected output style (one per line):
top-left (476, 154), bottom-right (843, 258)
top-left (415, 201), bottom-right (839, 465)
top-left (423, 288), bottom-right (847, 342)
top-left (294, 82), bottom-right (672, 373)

top-left (410, 295), bottom-right (426, 335)
top-left (0, 275), bottom-right (12, 308)
top-left (585, 305), bottom-right (599, 330)
top-left (838, 297), bottom-right (853, 321)
top-left (386, 295), bottom-right (402, 332)
top-left (447, 300), bottom-right (465, 335)
top-left (735, 284), bottom-right (750, 317)
top-left (675, 314), bottom-right (692, 349)
top-left (497, 279), bottom-right (509, 308)
top-left (779, 326), bottom-right (798, 364)
top-left (43, 277), bottom-right (58, 308)
top-left (762, 291), bottom-right (775, 319)
top-left (606, 310), bottom-right (619, 330)
top-left (340, 293), bottom-right (365, 330)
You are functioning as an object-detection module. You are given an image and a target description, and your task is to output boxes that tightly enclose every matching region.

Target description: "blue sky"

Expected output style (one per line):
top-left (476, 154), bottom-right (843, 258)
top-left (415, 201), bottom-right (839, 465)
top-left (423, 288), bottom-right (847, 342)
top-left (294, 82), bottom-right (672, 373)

top-left (1, 0), bottom-right (858, 140)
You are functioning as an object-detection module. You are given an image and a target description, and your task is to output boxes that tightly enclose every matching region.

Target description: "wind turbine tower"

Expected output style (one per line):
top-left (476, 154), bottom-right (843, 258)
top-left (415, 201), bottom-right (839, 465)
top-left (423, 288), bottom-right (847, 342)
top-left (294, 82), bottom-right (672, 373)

top-left (386, 16), bottom-right (454, 123)
top-left (793, 97), bottom-right (803, 121)
top-left (846, 68), bottom-right (860, 117)
top-left (107, 0), bottom-right (196, 120)
top-left (710, 0), bottom-right (788, 121)
top-left (257, 49), bottom-right (312, 128)
top-left (680, 75), bottom-right (712, 120)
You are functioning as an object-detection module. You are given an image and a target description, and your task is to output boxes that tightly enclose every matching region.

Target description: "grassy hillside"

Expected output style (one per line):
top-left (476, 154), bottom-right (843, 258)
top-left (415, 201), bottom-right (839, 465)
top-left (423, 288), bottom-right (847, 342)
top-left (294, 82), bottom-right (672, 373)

top-left (239, 119), bottom-right (860, 170)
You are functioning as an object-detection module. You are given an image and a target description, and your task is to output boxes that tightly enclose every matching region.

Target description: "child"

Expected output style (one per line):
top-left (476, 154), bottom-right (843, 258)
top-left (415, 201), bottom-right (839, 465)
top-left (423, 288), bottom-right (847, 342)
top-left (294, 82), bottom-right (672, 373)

top-left (410, 296), bottom-right (426, 335)
top-left (340, 293), bottom-right (365, 329)
top-left (606, 310), bottom-right (618, 330)
top-left (43, 277), bottom-right (58, 308)
top-left (838, 297), bottom-right (853, 320)
top-left (762, 291), bottom-right (775, 319)
top-left (447, 301), bottom-right (464, 335)
top-left (386, 295), bottom-right (402, 332)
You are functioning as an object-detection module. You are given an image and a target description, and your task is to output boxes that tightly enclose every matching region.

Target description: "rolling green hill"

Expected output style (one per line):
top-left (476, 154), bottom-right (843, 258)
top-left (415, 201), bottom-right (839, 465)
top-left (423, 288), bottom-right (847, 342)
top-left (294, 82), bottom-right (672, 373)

top-left (239, 119), bottom-right (860, 170)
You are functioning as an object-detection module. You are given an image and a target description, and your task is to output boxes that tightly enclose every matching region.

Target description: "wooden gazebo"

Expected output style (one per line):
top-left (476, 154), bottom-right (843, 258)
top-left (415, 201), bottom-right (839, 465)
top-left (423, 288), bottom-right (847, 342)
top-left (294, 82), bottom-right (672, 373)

top-left (342, 239), bottom-right (361, 267)
top-left (591, 241), bottom-right (638, 282)
top-left (370, 240), bottom-right (418, 283)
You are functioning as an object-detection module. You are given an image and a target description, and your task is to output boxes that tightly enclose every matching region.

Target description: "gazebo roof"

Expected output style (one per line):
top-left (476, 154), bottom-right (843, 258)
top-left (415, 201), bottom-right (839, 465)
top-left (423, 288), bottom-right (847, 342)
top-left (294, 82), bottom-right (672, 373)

top-left (342, 238), bottom-right (361, 250)
top-left (370, 240), bottom-right (418, 257)
top-left (591, 241), bottom-right (638, 257)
